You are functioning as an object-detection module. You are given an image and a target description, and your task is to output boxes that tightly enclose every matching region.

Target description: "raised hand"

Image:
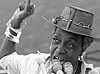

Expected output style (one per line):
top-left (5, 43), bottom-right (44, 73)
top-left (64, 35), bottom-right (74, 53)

top-left (14, 0), bottom-right (35, 20)
top-left (11, 0), bottom-right (35, 28)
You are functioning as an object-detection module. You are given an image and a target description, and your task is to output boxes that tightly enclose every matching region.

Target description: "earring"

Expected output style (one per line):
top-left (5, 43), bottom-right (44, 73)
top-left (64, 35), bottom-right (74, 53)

top-left (78, 55), bottom-right (84, 61)
top-left (78, 56), bottom-right (81, 60)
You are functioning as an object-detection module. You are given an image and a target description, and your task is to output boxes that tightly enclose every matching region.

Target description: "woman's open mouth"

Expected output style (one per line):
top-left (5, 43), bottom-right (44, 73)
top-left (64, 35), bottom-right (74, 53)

top-left (53, 56), bottom-right (64, 64)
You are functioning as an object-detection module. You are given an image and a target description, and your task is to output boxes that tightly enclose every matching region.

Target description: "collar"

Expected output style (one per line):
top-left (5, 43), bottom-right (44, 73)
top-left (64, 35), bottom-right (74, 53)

top-left (79, 57), bottom-right (94, 74)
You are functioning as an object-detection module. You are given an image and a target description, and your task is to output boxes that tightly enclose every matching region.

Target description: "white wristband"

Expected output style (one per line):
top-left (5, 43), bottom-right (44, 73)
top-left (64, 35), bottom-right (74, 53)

top-left (5, 27), bottom-right (21, 43)
top-left (5, 17), bottom-right (27, 43)
top-left (6, 17), bottom-right (27, 33)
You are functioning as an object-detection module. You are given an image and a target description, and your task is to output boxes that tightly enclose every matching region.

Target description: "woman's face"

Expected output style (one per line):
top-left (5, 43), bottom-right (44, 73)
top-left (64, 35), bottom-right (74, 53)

top-left (50, 28), bottom-right (83, 67)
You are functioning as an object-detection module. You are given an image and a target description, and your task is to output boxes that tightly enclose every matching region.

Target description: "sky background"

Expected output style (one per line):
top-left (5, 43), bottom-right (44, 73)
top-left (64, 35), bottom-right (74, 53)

top-left (0, 0), bottom-right (100, 66)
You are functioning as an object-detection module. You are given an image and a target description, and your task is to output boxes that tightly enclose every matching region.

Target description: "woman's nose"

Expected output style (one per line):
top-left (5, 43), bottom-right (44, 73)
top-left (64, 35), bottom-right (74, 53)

top-left (56, 44), bottom-right (66, 54)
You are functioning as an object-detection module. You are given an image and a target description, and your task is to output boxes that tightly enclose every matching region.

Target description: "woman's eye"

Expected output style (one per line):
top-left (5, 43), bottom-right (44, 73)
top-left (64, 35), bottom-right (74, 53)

top-left (52, 38), bottom-right (60, 43)
top-left (66, 43), bottom-right (74, 48)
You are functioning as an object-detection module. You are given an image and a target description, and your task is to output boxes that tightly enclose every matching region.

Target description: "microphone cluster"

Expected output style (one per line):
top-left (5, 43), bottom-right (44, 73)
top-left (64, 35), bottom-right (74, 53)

top-left (36, 56), bottom-right (73, 74)
top-left (51, 59), bottom-right (73, 74)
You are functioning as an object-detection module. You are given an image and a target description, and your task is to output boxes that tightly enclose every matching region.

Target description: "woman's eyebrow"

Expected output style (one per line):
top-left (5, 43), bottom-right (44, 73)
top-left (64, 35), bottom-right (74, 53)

top-left (68, 37), bottom-right (77, 42)
top-left (55, 32), bottom-right (62, 37)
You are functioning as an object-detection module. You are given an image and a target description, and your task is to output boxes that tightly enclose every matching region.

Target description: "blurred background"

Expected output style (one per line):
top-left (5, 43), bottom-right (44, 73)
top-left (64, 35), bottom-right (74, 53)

top-left (0, 0), bottom-right (100, 67)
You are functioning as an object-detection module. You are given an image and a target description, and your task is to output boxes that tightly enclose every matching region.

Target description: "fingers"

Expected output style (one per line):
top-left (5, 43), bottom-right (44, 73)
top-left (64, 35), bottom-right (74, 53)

top-left (30, 2), bottom-right (35, 9)
top-left (25, 0), bottom-right (32, 9)
top-left (26, 0), bottom-right (31, 6)
top-left (18, 0), bottom-right (35, 15)
top-left (18, 0), bottom-right (32, 11)
top-left (18, 0), bottom-right (26, 11)
top-left (25, 0), bottom-right (35, 13)
top-left (26, 0), bottom-right (35, 8)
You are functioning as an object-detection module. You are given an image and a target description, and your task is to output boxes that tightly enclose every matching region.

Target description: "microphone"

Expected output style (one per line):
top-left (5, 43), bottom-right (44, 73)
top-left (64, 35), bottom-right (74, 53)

top-left (36, 56), bottom-right (47, 74)
top-left (63, 62), bottom-right (73, 74)
top-left (52, 59), bottom-right (64, 74)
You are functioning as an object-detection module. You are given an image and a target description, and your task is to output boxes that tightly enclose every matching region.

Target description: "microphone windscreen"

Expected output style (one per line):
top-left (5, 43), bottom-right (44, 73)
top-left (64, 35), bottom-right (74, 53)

top-left (51, 59), bottom-right (62, 73)
top-left (36, 56), bottom-right (47, 74)
top-left (57, 70), bottom-right (64, 74)
top-left (36, 56), bottom-right (45, 65)
top-left (63, 62), bottom-right (73, 74)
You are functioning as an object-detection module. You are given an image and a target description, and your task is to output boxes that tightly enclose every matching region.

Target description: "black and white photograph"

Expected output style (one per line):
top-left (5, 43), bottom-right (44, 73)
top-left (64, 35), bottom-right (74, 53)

top-left (0, 0), bottom-right (100, 74)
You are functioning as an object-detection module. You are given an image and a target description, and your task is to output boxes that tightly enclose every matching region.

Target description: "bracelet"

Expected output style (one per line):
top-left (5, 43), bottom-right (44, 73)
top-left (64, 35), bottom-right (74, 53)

top-left (6, 18), bottom-right (27, 33)
top-left (5, 27), bottom-right (21, 43)
top-left (5, 17), bottom-right (27, 43)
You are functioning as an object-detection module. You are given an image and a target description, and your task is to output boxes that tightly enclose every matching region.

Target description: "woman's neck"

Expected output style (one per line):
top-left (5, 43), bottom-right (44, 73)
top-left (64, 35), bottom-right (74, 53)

top-left (73, 61), bottom-right (79, 73)
top-left (73, 61), bottom-right (82, 74)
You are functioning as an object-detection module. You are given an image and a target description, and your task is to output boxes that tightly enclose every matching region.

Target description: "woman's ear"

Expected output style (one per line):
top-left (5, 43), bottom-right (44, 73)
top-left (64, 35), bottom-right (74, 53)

top-left (82, 36), bottom-right (93, 51)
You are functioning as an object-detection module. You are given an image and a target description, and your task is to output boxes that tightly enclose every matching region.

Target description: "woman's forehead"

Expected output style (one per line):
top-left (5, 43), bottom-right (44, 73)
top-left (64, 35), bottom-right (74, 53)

top-left (55, 28), bottom-right (82, 39)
